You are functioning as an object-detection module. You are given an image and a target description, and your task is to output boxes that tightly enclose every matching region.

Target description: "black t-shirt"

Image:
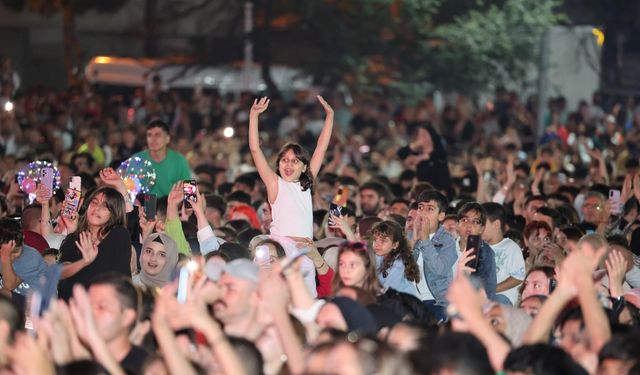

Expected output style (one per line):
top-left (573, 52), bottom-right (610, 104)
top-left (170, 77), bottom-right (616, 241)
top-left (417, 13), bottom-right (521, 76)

top-left (121, 345), bottom-right (149, 375)
top-left (397, 145), bottom-right (452, 192)
top-left (579, 221), bottom-right (598, 234)
top-left (58, 226), bottom-right (132, 300)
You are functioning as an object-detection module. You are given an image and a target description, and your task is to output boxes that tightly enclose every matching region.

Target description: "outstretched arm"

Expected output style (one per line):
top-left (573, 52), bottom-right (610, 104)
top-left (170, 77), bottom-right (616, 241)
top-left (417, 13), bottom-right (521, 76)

top-left (309, 96), bottom-right (334, 177)
top-left (249, 97), bottom-right (279, 202)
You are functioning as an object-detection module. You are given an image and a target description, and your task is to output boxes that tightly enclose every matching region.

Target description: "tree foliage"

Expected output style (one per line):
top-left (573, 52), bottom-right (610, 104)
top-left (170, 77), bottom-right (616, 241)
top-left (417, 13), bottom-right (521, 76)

top-left (271, 0), bottom-right (563, 101)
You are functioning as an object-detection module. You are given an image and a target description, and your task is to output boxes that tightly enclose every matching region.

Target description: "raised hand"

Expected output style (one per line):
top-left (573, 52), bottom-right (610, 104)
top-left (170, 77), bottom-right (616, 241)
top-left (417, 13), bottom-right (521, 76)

top-left (316, 95), bottom-right (334, 116)
top-left (59, 212), bottom-right (79, 234)
top-left (35, 184), bottom-right (52, 206)
top-left (605, 250), bottom-right (628, 298)
top-left (75, 232), bottom-right (98, 266)
top-left (250, 97), bottom-right (270, 116)
top-left (0, 240), bottom-right (15, 264)
top-left (167, 182), bottom-right (184, 208)
top-left (138, 210), bottom-right (156, 239)
top-left (633, 174), bottom-right (640, 201)
top-left (99, 168), bottom-right (123, 189)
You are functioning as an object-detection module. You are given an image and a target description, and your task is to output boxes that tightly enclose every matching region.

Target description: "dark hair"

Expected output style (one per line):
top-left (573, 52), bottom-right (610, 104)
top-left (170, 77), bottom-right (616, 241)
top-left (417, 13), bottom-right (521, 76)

top-left (58, 359), bottom-right (108, 375)
top-left (371, 221), bottom-right (420, 283)
top-left (359, 181), bottom-right (391, 203)
top-left (457, 202), bottom-right (487, 226)
top-left (276, 143), bottom-right (313, 191)
top-left (234, 173), bottom-right (256, 190)
top-left (226, 219), bottom-right (251, 234)
top-left (0, 218), bottom-right (23, 247)
top-left (524, 195), bottom-right (547, 209)
top-left (536, 206), bottom-right (563, 229)
top-left (607, 234), bottom-right (630, 251)
top-left (410, 182), bottom-right (436, 202)
top-left (417, 190), bottom-right (448, 213)
top-left (556, 204), bottom-right (580, 225)
top-left (504, 344), bottom-right (588, 375)
top-left (70, 152), bottom-right (95, 172)
top-left (76, 187), bottom-right (127, 239)
top-left (20, 204), bottom-right (42, 230)
top-left (226, 190), bottom-right (251, 205)
top-left (415, 332), bottom-right (494, 375)
top-left (43, 248), bottom-right (60, 258)
top-left (215, 226), bottom-right (238, 243)
top-left (90, 273), bottom-right (140, 315)
top-left (204, 193), bottom-right (226, 214)
top-left (228, 336), bottom-right (264, 375)
top-left (482, 202), bottom-right (506, 232)
top-left (238, 228), bottom-right (263, 248)
top-left (0, 294), bottom-right (23, 341)
top-left (255, 239), bottom-right (286, 259)
top-left (146, 119), bottom-right (170, 134)
top-left (559, 225), bottom-right (584, 242)
top-left (599, 332), bottom-right (640, 364)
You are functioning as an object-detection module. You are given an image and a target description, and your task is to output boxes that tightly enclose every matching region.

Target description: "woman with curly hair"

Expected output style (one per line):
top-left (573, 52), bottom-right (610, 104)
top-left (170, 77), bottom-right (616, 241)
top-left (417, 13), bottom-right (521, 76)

top-left (371, 220), bottom-right (420, 297)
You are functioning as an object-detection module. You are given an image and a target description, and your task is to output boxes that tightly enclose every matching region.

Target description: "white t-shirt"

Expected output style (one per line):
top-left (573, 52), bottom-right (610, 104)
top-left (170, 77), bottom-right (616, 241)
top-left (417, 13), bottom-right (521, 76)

top-left (490, 237), bottom-right (526, 304)
top-left (270, 177), bottom-right (313, 239)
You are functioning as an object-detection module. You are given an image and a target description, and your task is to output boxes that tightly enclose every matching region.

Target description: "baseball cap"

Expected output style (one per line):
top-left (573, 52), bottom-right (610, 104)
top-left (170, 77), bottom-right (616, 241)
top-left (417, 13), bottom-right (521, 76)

top-left (222, 258), bottom-right (259, 284)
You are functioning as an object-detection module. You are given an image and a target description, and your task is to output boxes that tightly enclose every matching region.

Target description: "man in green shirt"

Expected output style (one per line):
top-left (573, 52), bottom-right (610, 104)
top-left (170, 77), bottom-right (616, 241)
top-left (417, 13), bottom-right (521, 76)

top-left (136, 120), bottom-right (191, 197)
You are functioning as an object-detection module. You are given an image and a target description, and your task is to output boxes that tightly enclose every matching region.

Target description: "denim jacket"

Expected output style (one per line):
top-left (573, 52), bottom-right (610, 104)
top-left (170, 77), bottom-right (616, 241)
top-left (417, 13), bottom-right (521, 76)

top-left (413, 225), bottom-right (457, 306)
top-left (474, 240), bottom-right (497, 301)
top-left (375, 255), bottom-right (419, 297)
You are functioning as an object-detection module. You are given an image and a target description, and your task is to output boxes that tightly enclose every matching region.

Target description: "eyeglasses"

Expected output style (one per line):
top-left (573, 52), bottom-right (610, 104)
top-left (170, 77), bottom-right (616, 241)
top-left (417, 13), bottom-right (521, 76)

top-left (280, 157), bottom-right (301, 165)
top-left (459, 216), bottom-right (483, 226)
top-left (582, 203), bottom-right (602, 210)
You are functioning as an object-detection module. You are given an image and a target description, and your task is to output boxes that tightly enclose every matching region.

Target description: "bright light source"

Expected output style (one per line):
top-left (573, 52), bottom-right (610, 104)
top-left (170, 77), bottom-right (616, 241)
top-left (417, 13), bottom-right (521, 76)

top-left (223, 126), bottom-right (234, 138)
top-left (4, 101), bottom-right (13, 112)
top-left (186, 260), bottom-right (199, 272)
top-left (359, 145), bottom-right (370, 154)
top-left (592, 28), bottom-right (604, 47)
top-left (94, 56), bottom-right (112, 64)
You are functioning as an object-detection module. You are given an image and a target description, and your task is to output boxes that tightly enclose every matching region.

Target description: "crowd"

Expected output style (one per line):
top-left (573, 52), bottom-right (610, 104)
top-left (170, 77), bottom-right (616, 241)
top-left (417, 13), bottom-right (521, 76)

top-left (0, 53), bottom-right (639, 374)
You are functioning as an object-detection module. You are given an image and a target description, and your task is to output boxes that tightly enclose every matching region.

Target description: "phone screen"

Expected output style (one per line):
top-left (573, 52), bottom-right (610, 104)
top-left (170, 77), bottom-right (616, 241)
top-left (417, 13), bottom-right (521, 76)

top-left (144, 194), bottom-right (157, 221)
top-left (254, 245), bottom-right (271, 263)
top-left (465, 235), bottom-right (481, 270)
top-left (183, 180), bottom-right (197, 202)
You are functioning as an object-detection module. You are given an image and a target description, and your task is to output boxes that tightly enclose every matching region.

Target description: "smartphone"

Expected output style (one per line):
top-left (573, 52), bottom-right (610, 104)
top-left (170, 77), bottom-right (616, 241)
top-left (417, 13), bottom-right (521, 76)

top-left (328, 203), bottom-right (343, 226)
top-left (62, 176), bottom-right (82, 219)
top-left (328, 186), bottom-right (349, 226)
top-left (41, 167), bottom-right (54, 198)
top-left (609, 189), bottom-right (621, 215)
top-left (465, 235), bottom-right (481, 270)
top-left (144, 194), bottom-right (157, 221)
top-left (254, 245), bottom-right (270, 263)
top-left (183, 180), bottom-right (197, 202)
top-left (177, 266), bottom-right (190, 304)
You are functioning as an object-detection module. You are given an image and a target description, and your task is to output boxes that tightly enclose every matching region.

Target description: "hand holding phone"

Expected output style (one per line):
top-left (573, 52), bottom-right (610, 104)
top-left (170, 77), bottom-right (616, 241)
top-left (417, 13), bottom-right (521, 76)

top-left (144, 194), bottom-right (157, 221)
top-left (183, 180), bottom-right (197, 203)
top-left (62, 176), bottom-right (82, 219)
top-left (609, 189), bottom-right (621, 215)
top-left (465, 235), bottom-right (481, 270)
top-left (41, 167), bottom-right (55, 199)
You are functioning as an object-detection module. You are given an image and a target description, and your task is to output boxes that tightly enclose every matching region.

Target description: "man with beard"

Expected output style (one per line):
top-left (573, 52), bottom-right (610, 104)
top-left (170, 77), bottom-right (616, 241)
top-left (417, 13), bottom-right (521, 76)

top-left (359, 181), bottom-right (389, 217)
